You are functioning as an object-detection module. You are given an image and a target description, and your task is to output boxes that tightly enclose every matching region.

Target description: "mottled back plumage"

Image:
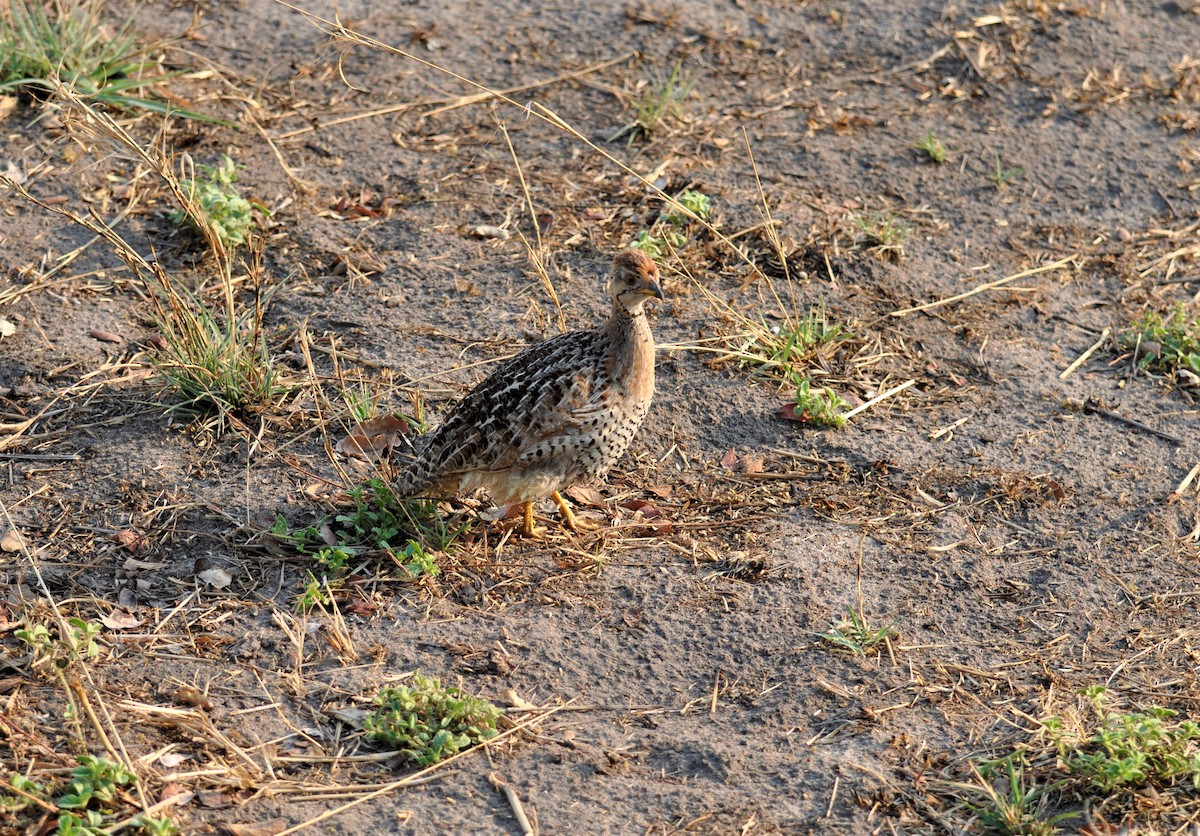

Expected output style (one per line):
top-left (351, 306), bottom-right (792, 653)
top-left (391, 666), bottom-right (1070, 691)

top-left (395, 251), bottom-right (662, 523)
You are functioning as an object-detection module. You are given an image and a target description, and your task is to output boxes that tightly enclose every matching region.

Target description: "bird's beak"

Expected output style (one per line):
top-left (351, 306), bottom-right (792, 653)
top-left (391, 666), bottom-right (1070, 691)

top-left (646, 279), bottom-right (664, 300)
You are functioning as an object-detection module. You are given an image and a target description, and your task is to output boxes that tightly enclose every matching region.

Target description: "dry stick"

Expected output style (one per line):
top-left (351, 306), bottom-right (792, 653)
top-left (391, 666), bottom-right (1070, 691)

top-left (274, 52), bottom-right (632, 140)
top-left (842, 379), bottom-right (916, 421)
top-left (1082, 398), bottom-right (1184, 445)
top-left (889, 256), bottom-right (1077, 317)
top-left (1175, 460), bottom-right (1200, 496)
top-left (1058, 327), bottom-right (1111, 380)
top-left (276, 706), bottom-right (568, 835)
top-left (488, 773), bottom-right (535, 836)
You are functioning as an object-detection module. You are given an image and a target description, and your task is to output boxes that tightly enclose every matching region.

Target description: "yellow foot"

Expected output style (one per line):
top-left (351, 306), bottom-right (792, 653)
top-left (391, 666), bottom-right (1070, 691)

top-left (520, 501), bottom-right (546, 538)
top-left (552, 490), bottom-right (598, 532)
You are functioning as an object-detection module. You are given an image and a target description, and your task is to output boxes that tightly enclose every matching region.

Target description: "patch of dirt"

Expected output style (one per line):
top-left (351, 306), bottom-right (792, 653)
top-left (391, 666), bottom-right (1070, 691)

top-left (2, 0), bottom-right (1199, 833)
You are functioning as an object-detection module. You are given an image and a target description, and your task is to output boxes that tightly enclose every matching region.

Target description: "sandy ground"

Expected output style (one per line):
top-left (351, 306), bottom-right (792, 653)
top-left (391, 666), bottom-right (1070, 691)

top-left (2, 0), bottom-right (1200, 833)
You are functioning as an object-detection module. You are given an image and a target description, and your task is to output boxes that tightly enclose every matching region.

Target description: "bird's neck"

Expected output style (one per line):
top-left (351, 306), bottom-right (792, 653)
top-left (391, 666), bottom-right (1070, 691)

top-left (606, 302), bottom-right (655, 396)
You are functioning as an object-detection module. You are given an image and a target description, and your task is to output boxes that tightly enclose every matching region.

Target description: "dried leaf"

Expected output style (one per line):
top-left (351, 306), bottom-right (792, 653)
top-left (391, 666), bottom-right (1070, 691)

top-left (0, 317), bottom-right (15, 339)
top-left (173, 685), bottom-right (214, 709)
top-left (776, 403), bottom-right (820, 422)
top-left (565, 484), bottom-right (606, 508)
top-left (99, 609), bottom-right (143, 630)
top-left (0, 96), bottom-right (16, 123)
top-left (720, 450), bottom-right (740, 470)
top-left (335, 414), bottom-right (408, 461)
top-left (326, 706), bottom-right (370, 728)
top-left (158, 753), bottom-right (189, 769)
top-left (740, 453), bottom-right (765, 474)
top-left (645, 484), bottom-right (673, 499)
top-left (345, 599), bottom-right (378, 617)
top-left (90, 329), bottom-right (123, 344)
top-left (117, 586), bottom-right (137, 609)
top-left (197, 791), bottom-right (236, 809)
top-left (620, 499), bottom-right (672, 534)
top-left (197, 567), bottom-right (233, 589)
top-left (123, 557), bottom-right (166, 571)
top-left (0, 528), bottom-right (25, 552)
top-left (114, 529), bottom-right (145, 553)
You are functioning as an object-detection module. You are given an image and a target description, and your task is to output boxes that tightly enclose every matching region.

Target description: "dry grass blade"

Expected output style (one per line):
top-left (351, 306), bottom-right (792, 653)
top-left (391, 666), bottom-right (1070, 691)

top-left (890, 256), bottom-right (1078, 316)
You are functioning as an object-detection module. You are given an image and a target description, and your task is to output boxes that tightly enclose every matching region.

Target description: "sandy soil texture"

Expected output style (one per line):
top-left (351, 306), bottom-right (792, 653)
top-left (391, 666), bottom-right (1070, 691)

top-left (2, 0), bottom-right (1200, 833)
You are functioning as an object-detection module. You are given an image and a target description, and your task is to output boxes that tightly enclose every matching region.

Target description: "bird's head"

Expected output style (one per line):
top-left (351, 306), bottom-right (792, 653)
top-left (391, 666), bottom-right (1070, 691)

top-left (609, 250), bottom-right (663, 314)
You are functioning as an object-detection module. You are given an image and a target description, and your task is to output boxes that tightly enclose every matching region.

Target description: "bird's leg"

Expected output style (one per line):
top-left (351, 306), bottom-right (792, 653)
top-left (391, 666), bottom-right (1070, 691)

top-left (520, 501), bottom-right (543, 538)
top-left (552, 490), bottom-right (595, 532)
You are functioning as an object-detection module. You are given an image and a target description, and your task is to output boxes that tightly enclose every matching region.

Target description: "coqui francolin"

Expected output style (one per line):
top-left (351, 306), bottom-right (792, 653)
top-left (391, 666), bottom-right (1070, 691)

top-left (394, 250), bottom-right (663, 536)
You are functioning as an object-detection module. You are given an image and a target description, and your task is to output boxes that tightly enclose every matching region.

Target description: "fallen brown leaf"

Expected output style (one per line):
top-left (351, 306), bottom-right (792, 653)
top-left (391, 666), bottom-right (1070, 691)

top-left (0, 528), bottom-right (25, 552)
top-left (565, 484), bottom-right (606, 507)
top-left (90, 329), bottom-right (123, 344)
top-left (335, 414), bottom-right (409, 461)
top-left (99, 610), bottom-right (143, 630)
top-left (113, 529), bottom-right (145, 553)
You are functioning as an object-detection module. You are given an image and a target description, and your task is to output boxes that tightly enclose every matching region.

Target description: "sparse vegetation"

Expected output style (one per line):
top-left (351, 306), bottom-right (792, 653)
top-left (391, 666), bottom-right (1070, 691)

top-left (631, 187), bottom-right (712, 258)
top-left (171, 155), bottom-right (262, 249)
top-left (790, 377), bottom-right (849, 428)
top-left (1120, 303), bottom-right (1200, 374)
top-left (915, 129), bottom-right (947, 163)
top-left (276, 477), bottom-right (465, 599)
top-left (617, 59), bottom-right (692, 141)
top-left (987, 153), bottom-right (1025, 189)
top-left (946, 756), bottom-right (1074, 836)
top-left (145, 267), bottom-right (288, 433)
top-left (1, 755), bottom-right (176, 835)
top-left (364, 674), bottom-right (502, 766)
top-left (850, 209), bottom-right (910, 259)
top-left (820, 605), bottom-right (894, 654)
top-left (0, 0), bottom-right (210, 119)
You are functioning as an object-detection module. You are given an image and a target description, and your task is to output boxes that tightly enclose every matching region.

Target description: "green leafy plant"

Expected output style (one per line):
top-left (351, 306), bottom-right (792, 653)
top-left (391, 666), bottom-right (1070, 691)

top-left (277, 479), bottom-right (466, 603)
top-left (791, 377), bottom-right (849, 428)
top-left (987, 153), bottom-right (1025, 189)
top-left (0, 0), bottom-right (213, 119)
top-left (914, 129), bottom-right (947, 163)
top-left (820, 605), bottom-right (894, 654)
top-left (630, 228), bottom-right (685, 259)
top-left (631, 188), bottom-right (712, 257)
top-left (1, 773), bottom-right (46, 813)
top-left (172, 155), bottom-right (262, 249)
top-left (1120, 303), bottom-right (1200, 375)
top-left (0, 756), bottom-right (171, 835)
top-left (364, 674), bottom-right (502, 766)
top-left (58, 756), bottom-right (135, 810)
top-left (17, 617), bottom-right (101, 668)
top-left (1045, 687), bottom-right (1200, 791)
top-left (662, 188), bottom-right (712, 226)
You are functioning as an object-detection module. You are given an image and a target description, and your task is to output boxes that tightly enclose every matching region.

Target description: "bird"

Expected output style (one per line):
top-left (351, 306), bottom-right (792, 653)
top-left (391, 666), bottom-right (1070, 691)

top-left (394, 249), bottom-right (663, 537)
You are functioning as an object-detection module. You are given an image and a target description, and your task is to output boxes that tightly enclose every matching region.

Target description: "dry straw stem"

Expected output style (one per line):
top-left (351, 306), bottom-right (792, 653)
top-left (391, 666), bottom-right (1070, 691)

top-left (1058, 327), bottom-right (1111, 379)
top-left (273, 52), bottom-right (634, 140)
top-left (497, 117), bottom-right (566, 333)
top-left (890, 255), bottom-right (1078, 317)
